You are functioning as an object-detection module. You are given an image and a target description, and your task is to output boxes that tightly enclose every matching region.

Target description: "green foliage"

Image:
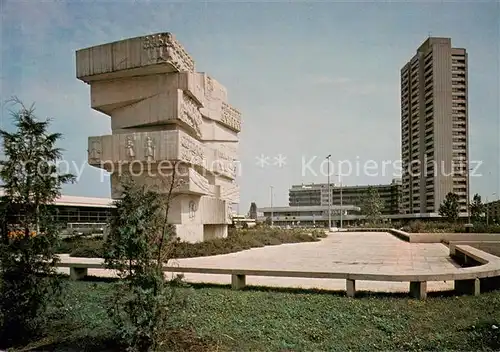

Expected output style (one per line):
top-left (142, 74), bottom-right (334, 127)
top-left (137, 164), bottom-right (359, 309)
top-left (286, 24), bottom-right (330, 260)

top-left (464, 223), bottom-right (500, 234)
top-left (401, 220), bottom-right (500, 234)
top-left (67, 227), bottom-right (327, 259)
top-left (439, 192), bottom-right (460, 222)
top-left (56, 235), bottom-right (105, 257)
top-left (0, 99), bottom-right (75, 346)
top-left (264, 216), bottom-right (272, 225)
top-left (17, 280), bottom-right (500, 351)
top-left (171, 228), bottom-right (325, 259)
top-left (248, 202), bottom-right (257, 219)
top-left (470, 193), bottom-right (485, 223)
top-left (361, 187), bottom-right (383, 224)
top-left (103, 177), bottom-right (186, 351)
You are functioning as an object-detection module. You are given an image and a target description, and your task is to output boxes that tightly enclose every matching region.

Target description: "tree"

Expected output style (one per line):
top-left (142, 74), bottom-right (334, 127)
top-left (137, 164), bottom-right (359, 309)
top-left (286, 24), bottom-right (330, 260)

top-left (264, 216), bottom-right (272, 226)
top-left (248, 202), bottom-right (257, 219)
top-left (439, 192), bottom-right (460, 222)
top-left (104, 172), bottom-right (186, 351)
top-left (361, 187), bottom-right (383, 224)
top-left (469, 193), bottom-right (485, 223)
top-left (0, 99), bottom-right (75, 345)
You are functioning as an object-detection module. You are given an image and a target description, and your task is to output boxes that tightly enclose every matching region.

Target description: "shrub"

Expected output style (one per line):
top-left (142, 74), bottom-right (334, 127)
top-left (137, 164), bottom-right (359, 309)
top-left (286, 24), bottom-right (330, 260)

top-left (169, 227), bottom-right (322, 259)
top-left (57, 235), bottom-right (104, 255)
top-left (467, 223), bottom-right (500, 234)
top-left (68, 227), bottom-right (328, 260)
top-left (70, 245), bottom-right (104, 258)
top-left (0, 99), bottom-right (75, 346)
top-left (104, 176), bottom-right (187, 351)
top-left (401, 221), bottom-right (500, 234)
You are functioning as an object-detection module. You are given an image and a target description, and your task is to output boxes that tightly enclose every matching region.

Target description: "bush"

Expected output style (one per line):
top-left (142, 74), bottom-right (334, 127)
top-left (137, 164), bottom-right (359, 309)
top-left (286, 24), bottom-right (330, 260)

top-left (169, 227), bottom-right (324, 259)
top-left (467, 223), bottom-right (500, 234)
top-left (68, 227), bottom-right (327, 260)
top-left (0, 99), bottom-right (75, 347)
top-left (401, 221), bottom-right (500, 234)
top-left (70, 245), bottom-right (104, 258)
top-left (56, 235), bottom-right (104, 257)
top-left (0, 225), bottom-right (65, 346)
top-left (104, 178), bottom-right (188, 351)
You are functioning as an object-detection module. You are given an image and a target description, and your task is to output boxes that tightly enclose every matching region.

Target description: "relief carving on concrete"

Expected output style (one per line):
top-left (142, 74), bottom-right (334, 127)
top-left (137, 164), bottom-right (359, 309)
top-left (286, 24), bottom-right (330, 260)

top-left (217, 150), bottom-right (237, 177)
top-left (143, 33), bottom-right (195, 72)
top-left (204, 76), bottom-right (214, 98)
top-left (220, 183), bottom-right (240, 203)
top-left (141, 174), bottom-right (187, 193)
top-left (143, 33), bottom-right (172, 63)
top-left (226, 202), bottom-right (232, 223)
top-left (180, 135), bottom-right (204, 165)
top-left (78, 33), bottom-right (240, 243)
top-left (88, 138), bottom-right (101, 163)
top-left (126, 136), bottom-right (136, 160)
top-left (180, 95), bottom-right (202, 137)
top-left (144, 136), bottom-right (156, 162)
top-left (189, 169), bottom-right (212, 195)
top-left (188, 200), bottom-right (197, 220)
top-left (221, 102), bottom-right (242, 132)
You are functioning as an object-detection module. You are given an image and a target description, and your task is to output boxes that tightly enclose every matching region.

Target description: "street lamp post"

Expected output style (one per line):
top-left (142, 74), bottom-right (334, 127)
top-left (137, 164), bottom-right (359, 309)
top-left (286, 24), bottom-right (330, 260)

top-left (487, 192), bottom-right (497, 225)
top-left (270, 185), bottom-right (274, 227)
top-left (339, 174), bottom-right (343, 229)
top-left (326, 155), bottom-right (332, 230)
top-left (467, 167), bottom-right (473, 225)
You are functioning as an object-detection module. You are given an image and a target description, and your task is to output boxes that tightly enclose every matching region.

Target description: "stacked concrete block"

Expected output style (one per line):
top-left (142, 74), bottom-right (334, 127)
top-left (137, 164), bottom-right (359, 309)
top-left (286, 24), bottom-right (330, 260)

top-left (77, 32), bottom-right (241, 242)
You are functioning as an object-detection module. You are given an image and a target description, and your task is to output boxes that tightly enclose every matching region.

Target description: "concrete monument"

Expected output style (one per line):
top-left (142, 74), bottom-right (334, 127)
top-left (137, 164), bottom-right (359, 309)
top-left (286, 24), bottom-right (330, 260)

top-left (76, 32), bottom-right (241, 242)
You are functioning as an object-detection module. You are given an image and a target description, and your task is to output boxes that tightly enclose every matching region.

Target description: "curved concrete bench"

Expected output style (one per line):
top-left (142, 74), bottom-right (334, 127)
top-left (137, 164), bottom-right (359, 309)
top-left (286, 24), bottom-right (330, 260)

top-left (56, 242), bottom-right (500, 300)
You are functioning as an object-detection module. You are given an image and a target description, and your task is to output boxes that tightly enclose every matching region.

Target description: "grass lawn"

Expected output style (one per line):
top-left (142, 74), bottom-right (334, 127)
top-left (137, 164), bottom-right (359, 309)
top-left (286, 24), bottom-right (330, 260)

top-left (14, 279), bottom-right (500, 351)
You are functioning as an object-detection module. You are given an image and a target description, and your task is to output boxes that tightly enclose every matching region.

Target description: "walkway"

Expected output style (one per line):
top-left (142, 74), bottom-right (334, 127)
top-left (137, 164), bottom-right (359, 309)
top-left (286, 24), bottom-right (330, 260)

top-left (58, 232), bottom-right (458, 292)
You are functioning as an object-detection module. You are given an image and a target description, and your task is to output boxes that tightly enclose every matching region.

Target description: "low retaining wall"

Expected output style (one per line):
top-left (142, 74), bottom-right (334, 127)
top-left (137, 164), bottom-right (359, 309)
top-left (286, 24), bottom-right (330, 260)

top-left (407, 233), bottom-right (500, 243)
top-left (57, 245), bottom-right (500, 300)
top-left (344, 228), bottom-right (500, 244)
top-left (342, 228), bottom-right (410, 241)
top-left (448, 241), bottom-right (500, 258)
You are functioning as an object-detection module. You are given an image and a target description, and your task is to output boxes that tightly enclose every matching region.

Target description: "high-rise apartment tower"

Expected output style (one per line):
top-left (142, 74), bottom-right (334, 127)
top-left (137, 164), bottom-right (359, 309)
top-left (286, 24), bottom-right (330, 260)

top-left (401, 37), bottom-right (468, 215)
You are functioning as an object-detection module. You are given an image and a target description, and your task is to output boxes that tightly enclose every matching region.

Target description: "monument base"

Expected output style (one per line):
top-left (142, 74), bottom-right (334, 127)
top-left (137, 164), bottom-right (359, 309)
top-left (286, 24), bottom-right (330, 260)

top-left (174, 223), bottom-right (228, 243)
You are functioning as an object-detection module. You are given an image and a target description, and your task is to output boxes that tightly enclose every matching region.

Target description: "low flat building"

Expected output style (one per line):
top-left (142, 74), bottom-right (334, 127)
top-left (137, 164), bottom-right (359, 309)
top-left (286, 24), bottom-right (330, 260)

top-left (1, 190), bottom-right (114, 233)
top-left (257, 205), bottom-right (443, 227)
top-left (289, 179), bottom-right (402, 215)
top-left (257, 205), bottom-right (361, 227)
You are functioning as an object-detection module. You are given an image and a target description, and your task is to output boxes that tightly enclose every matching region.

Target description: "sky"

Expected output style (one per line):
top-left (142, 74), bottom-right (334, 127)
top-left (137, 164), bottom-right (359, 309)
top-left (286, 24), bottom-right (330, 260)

top-left (1, 0), bottom-right (499, 213)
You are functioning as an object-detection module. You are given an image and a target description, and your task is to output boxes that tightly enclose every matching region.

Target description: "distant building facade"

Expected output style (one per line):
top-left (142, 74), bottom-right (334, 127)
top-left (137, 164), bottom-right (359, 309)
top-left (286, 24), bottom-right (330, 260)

top-left (485, 200), bottom-right (500, 223)
top-left (257, 205), bottom-right (446, 227)
top-left (0, 191), bottom-right (113, 234)
top-left (257, 205), bottom-right (362, 227)
top-left (401, 37), bottom-right (469, 215)
top-left (288, 179), bottom-right (402, 215)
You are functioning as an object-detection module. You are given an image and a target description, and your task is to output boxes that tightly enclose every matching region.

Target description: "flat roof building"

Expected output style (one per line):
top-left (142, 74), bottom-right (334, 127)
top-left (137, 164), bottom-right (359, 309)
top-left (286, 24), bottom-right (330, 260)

top-left (1, 191), bottom-right (113, 231)
top-left (401, 37), bottom-right (469, 215)
top-left (257, 205), bottom-right (443, 227)
top-left (288, 179), bottom-right (402, 215)
top-left (257, 205), bottom-right (362, 227)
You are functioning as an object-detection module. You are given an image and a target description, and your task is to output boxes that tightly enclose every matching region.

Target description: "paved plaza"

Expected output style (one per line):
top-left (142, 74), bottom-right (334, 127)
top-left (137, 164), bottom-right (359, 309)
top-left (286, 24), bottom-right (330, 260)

top-left (59, 232), bottom-right (460, 292)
